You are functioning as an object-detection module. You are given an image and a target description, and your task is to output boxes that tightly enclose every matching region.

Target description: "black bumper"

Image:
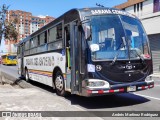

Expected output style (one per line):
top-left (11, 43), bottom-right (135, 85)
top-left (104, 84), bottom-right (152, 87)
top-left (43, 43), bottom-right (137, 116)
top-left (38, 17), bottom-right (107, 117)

top-left (81, 81), bottom-right (154, 97)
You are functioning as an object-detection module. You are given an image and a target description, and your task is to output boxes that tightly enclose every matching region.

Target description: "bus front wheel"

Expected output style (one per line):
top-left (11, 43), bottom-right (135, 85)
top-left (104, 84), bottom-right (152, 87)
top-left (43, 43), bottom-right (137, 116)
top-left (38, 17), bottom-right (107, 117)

top-left (54, 71), bottom-right (67, 96)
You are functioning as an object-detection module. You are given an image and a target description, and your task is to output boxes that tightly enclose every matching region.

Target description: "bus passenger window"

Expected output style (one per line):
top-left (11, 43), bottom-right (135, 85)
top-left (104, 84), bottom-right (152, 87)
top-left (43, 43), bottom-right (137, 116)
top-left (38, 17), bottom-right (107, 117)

top-left (56, 23), bottom-right (62, 39)
top-left (45, 31), bottom-right (47, 43)
top-left (38, 35), bottom-right (40, 45)
top-left (65, 26), bottom-right (70, 47)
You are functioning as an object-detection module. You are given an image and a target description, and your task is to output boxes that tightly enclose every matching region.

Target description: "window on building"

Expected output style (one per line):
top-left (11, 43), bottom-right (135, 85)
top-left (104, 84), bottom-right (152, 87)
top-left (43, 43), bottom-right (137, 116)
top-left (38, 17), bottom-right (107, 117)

top-left (134, 4), bottom-right (136, 12)
top-left (140, 2), bottom-right (143, 11)
top-left (154, 0), bottom-right (160, 12)
top-left (137, 3), bottom-right (139, 12)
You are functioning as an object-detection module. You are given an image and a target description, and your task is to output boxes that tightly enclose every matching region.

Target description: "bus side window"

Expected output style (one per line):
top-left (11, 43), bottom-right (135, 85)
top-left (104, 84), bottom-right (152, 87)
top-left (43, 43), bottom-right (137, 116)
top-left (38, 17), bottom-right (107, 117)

top-left (65, 26), bottom-right (70, 47)
top-left (57, 23), bottom-right (62, 39)
top-left (45, 31), bottom-right (47, 43)
top-left (38, 35), bottom-right (40, 45)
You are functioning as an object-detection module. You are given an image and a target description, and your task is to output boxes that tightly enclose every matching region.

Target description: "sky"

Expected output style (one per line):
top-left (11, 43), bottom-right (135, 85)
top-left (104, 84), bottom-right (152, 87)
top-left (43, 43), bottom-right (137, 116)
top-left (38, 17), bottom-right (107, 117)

top-left (0, 0), bottom-right (127, 53)
top-left (0, 0), bottom-right (127, 18)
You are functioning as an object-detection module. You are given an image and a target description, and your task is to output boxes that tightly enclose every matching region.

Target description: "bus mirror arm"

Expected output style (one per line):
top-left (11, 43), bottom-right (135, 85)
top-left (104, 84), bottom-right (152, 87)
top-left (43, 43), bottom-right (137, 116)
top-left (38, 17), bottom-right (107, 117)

top-left (85, 25), bottom-right (92, 41)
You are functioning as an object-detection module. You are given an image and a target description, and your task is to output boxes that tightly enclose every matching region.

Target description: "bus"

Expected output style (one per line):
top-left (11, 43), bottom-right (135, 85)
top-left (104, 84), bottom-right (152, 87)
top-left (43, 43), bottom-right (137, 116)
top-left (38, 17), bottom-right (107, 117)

top-left (17, 7), bottom-right (154, 97)
top-left (1, 54), bottom-right (17, 65)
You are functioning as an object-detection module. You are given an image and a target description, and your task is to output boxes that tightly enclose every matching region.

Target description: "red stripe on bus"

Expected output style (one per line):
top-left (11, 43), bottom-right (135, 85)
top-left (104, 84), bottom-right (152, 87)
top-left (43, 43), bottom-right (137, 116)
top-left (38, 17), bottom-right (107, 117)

top-left (98, 90), bottom-right (104, 94)
top-left (109, 90), bottom-right (114, 93)
top-left (87, 90), bottom-right (92, 94)
top-left (119, 88), bottom-right (124, 92)
top-left (142, 86), bottom-right (145, 90)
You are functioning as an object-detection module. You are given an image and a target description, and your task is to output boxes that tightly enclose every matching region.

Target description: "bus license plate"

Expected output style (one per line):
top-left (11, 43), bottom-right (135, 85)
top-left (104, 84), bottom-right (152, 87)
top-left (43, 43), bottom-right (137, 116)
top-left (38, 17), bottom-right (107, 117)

top-left (127, 86), bottom-right (136, 92)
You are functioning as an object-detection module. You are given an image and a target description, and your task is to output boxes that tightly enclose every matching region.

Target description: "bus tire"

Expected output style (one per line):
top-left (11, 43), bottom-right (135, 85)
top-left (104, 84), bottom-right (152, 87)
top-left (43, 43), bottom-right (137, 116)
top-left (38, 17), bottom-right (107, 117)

top-left (54, 71), bottom-right (67, 96)
top-left (25, 69), bottom-right (30, 82)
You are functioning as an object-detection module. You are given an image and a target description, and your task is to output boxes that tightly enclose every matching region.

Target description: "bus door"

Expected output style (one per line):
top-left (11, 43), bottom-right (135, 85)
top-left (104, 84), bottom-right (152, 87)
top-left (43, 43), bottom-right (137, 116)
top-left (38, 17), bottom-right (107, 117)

top-left (70, 21), bottom-right (80, 94)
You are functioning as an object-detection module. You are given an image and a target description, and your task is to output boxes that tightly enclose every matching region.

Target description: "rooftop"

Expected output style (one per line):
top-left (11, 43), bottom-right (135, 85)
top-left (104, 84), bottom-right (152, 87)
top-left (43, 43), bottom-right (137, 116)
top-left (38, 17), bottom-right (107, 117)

top-left (115, 0), bottom-right (145, 9)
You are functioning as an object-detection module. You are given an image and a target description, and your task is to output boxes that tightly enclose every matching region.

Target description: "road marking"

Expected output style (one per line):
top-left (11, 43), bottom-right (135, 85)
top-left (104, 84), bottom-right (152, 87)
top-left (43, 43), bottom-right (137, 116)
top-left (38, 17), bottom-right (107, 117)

top-left (134, 93), bottom-right (160, 101)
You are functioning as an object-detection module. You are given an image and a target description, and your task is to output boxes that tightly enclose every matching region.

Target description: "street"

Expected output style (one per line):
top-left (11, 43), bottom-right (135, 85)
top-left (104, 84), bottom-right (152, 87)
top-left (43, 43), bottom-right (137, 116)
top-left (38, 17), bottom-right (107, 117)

top-left (0, 64), bottom-right (160, 119)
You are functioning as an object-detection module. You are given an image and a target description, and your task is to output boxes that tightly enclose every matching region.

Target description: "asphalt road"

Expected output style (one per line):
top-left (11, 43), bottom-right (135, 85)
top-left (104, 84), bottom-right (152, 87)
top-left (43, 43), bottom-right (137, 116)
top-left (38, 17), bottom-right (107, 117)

top-left (0, 64), bottom-right (19, 78)
top-left (0, 64), bottom-right (160, 120)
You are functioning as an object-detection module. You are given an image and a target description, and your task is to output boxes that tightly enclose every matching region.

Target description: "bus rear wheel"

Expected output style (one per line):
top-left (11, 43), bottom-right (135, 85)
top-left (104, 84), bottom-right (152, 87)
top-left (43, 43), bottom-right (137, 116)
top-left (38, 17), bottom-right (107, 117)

top-left (25, 69), bottom-right (30, 82)
top-left (54, 71), bottom-right (67, 96)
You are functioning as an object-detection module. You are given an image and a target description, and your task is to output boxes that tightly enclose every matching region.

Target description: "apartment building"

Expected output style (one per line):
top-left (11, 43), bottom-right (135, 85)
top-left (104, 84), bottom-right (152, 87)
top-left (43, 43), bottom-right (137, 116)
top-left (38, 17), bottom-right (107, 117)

top-left (5, 10), bottom-right (55, 53)
top-left (115, 0), bottom-right (160, 73)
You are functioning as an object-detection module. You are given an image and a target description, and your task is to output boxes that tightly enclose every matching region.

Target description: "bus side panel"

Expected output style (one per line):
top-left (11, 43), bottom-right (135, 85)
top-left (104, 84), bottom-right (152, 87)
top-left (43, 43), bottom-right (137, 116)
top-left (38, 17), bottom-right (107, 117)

top-left (23, 52), bottom-right (66, 87)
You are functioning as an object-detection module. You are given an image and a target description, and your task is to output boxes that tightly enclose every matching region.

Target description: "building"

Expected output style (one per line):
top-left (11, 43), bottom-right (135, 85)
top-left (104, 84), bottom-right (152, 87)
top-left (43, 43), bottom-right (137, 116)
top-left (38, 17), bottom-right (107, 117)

top-left (5, 10), bottom-right (55, 53)
top-left (31, 15), bottom-right (54, 33)
top-left (115, 0), bottom-right (160, 73)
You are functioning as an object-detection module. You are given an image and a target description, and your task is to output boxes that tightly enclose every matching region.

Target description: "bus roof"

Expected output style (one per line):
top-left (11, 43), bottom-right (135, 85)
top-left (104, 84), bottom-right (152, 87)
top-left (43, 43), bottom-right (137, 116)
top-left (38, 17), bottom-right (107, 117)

top-left (18, 7), bottom-right (136, 45)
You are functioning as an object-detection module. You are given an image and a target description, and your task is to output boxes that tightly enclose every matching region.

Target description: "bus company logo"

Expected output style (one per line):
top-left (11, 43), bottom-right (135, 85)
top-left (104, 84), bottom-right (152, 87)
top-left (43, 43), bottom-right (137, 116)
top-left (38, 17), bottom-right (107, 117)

top-left (126, 64), bottom-right (132, 70)
top-left (91, 9), bottom-right (112, 15)
top-left (96, 65), bottom-right (102, 71)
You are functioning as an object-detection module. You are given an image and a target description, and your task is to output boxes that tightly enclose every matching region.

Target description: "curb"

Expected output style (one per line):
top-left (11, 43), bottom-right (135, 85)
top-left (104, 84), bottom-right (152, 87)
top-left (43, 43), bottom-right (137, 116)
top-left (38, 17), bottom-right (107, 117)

top-left (150, 74), bottom-right (160, 78)
top-left (0, 70), bottom-right (33, 88)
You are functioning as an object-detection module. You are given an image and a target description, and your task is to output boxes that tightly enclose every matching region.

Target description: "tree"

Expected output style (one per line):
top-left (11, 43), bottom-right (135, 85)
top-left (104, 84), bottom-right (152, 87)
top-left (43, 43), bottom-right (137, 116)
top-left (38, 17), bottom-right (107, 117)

top-left (4, 18), bottom-right (18, 53)
top-left (0, 4), bottom-right (9, 44)
top-left (0, 4), bottom-right (18, 53)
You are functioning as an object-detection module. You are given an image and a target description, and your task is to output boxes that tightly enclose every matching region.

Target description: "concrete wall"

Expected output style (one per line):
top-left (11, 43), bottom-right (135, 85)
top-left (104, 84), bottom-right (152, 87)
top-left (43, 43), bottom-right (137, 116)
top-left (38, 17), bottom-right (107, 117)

top-left (125, 0), bottom-right (153, 17)
top-left (142, 0), bottom-right (153, 16)
top-left (124, 0), bottom-right (160, 35)
top-left (125, 6), bottom-right (134, 14)
top-left (142, 14), bottom-right (160, 35)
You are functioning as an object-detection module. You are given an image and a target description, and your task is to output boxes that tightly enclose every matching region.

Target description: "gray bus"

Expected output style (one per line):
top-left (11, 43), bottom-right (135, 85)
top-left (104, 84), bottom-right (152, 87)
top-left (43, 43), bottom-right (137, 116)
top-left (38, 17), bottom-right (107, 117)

top-left (17, 7), bottom-right (154, 97)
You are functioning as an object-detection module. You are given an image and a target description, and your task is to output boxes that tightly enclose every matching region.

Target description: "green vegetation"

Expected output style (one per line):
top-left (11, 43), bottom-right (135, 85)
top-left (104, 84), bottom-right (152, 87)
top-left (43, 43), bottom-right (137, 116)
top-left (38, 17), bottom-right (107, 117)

top-left (0, 4), bottom-right (18, 49)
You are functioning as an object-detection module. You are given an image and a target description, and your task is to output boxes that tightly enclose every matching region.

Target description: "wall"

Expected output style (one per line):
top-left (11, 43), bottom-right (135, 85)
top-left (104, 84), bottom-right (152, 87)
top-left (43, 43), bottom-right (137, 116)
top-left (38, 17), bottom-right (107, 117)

top-left (141, 13), bottom-right (160, 35)
top-left (142, 0), bottom-right (153, 16)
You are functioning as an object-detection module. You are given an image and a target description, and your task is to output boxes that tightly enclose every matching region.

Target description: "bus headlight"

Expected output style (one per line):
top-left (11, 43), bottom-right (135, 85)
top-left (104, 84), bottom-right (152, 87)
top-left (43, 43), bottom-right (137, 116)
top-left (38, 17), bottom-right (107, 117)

top-left (145, 76), bottom-right (153, 82)
top-left (88, 81), bottom-right (105, 87)
top-left (86, 79), bottom-right (110, 89)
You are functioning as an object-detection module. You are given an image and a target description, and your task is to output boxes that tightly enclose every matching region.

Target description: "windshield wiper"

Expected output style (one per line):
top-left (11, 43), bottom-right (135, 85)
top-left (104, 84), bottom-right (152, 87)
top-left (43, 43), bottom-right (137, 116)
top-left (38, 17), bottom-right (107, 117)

top-left (131, 50), bottom-right (146, 66)
top-left (110, 52), bottom-right (120, 66)
top-left (110, 37), bottom-right (126, 66)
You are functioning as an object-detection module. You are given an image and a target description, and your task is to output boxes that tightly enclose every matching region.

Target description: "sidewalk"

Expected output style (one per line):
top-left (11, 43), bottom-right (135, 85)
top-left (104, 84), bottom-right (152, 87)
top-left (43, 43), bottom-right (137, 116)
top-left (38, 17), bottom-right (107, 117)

top-left (0, 70), bottom-right (103, 120)
top-left (0, 84), bottom-right (104, 120)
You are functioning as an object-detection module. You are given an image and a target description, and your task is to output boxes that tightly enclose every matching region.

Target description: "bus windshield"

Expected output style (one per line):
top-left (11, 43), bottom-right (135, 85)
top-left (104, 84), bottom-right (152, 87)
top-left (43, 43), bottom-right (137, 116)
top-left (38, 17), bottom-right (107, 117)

top-left (7, 55), bottom-right (17, 60)
top-left (87, 14), bottom-right (150, 61)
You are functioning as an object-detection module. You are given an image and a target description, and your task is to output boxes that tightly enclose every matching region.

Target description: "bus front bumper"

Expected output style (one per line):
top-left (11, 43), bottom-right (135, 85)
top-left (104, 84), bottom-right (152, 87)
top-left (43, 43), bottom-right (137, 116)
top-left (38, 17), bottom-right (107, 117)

top-left (81, 80), bottom-right (154, 97)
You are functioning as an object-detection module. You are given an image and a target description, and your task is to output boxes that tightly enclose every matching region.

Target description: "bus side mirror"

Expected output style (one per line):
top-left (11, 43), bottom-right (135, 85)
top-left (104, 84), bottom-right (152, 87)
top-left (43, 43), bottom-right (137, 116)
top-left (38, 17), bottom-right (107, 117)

top-left (85, 25), bottom-right (92, 41)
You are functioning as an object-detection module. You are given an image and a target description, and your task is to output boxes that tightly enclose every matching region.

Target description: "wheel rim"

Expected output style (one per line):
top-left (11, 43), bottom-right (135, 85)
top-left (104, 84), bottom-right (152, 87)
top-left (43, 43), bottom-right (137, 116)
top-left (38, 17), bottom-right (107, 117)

top-left (25, 71), bottom-right (28, 80)
top-left (55, 75), bottom-right (64, 91)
